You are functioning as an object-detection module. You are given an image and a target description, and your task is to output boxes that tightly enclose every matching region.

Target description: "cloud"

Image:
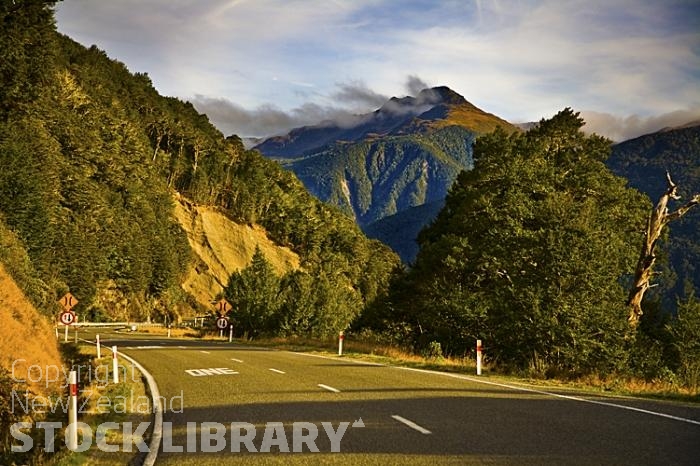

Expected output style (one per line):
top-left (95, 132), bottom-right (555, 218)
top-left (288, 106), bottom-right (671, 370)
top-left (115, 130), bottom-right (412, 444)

top-left (193, 75), bottom-right (443, 137)
top-left (55, 0), bottom-right (700, 136)
top-left (331, 81), bottom-right (388, 110)
top-left (581, 108), bottom-right (700, 142)
top-left (405, 75), bottom-right (431, 96)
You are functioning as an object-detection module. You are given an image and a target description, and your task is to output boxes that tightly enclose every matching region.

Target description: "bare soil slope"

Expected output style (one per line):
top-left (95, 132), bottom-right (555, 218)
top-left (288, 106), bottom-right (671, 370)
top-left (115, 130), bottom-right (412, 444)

top-left (173, 196), bottom-right (299, 307)
top-left (0, 264), bottom-right (63, 395)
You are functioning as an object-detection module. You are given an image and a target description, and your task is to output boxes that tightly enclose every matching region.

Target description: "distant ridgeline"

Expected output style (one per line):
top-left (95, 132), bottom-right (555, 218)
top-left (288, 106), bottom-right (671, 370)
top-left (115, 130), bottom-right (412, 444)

top-left (608, 124), bottom-right (700, 308)
top-left (255, 86), bottom-right (517, 262)
top-left (0, 1), bottom-right (398, 331)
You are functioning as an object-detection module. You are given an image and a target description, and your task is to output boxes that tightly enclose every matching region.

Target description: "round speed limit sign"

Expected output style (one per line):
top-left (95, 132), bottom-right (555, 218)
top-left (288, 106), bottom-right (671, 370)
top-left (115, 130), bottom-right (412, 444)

top-left (59, 310), bottom-right (76, 325)
top-left (216, 316), bottom-right (229, 329)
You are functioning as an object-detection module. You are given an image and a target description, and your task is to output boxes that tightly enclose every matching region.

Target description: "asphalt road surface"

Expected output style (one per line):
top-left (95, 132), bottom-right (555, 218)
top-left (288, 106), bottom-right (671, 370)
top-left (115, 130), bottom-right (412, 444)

top-left (78, 328), bottom-right (700, 465)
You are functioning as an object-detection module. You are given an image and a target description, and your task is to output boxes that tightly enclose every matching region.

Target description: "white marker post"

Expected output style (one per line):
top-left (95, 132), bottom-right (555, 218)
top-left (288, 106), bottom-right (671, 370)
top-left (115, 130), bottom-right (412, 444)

top-left (229, 324), bottom-right (233, 343)
top-left (476, 339), bottom-right (483, 376)
top-left (167, 327), bottom-right (171, 338)
top-left (112, 346), bottom-right (119, 383)
top-left (67, 370), bottom-right (78, 450)
top-left (55, 326), bottom-right (59, 339)
top-left (96, 334), bottom-right (101, 359)
top-left (338, 331), bottom-right (345, 356)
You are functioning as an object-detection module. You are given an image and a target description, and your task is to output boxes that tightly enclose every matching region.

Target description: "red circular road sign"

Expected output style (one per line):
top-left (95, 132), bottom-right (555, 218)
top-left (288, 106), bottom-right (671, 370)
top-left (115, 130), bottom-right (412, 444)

top-left (59, 310), bottom-right (76, 326)
top-left (216, 316), bottom-right (229, 329)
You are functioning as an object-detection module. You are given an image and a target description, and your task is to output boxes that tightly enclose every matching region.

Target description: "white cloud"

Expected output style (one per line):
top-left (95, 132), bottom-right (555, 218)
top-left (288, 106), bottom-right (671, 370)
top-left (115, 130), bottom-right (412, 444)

top-left (581, 108), bottom-right (700, 142)
top-left (55, 0), bottom-right (700, 138)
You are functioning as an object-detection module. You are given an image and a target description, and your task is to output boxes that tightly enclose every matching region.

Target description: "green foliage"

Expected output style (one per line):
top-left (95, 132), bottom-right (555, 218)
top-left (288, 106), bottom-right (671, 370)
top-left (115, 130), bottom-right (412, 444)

top-left (370, 109), bottom-right (650, 374)
top-left (0, 6), bottom-right (398, 327)
top-left (225, 248), bottom-right (364, 339)
top-left (669, 294), bottom-right (700, 390)
top-left (0, 1), bottom-right (58, 118)
top-left (225, 247), bottom-right (282, 337)
top-left (288, 126), bottom-right (476, 227)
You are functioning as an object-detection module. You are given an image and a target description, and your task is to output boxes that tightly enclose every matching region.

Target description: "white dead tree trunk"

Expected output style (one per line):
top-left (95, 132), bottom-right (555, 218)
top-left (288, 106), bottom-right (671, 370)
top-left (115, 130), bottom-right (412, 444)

top-left (627, 172), bottom-right (700, 325)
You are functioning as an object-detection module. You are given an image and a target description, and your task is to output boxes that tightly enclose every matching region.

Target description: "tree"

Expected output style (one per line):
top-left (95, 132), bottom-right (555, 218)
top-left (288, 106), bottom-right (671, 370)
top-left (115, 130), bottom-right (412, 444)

top-left (627, 173), bottom-right (700, 325)
top-left (669, 293), bottom-right (700, 391)
top-left (224, 247), bottom-right (281, 337)
top-left (380, 109), bottom-right (650, 373)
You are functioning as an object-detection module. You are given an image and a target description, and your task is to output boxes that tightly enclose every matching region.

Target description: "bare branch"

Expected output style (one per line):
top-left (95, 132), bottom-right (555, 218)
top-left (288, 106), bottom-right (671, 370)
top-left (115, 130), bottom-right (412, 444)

top-left (627, 173), bottom-right (700, 325)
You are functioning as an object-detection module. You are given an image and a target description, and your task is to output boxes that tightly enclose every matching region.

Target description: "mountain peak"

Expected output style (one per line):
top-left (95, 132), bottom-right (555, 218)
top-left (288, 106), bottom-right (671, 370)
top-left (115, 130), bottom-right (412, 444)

top-left (416, 86), bottom-right (467, 106)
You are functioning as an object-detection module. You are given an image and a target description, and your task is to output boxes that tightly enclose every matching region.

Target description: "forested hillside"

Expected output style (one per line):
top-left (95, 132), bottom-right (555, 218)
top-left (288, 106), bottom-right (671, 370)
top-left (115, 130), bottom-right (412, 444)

top-left (0, 1), bottom-right (398, 335)
top-left (256, 87), bottom-right (516, 262)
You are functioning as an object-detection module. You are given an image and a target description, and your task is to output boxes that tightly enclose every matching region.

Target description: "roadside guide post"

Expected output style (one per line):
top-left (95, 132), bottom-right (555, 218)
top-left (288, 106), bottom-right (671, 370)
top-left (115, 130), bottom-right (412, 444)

top-left (229, 323), bottom-right (233, 343)
top-left (96, 334), bottom-right (101, 359)
top-left (338, 331), bottom-right (345, 356)
top-left (476, 339), bottom-right (483, 375)
top-left (67, 370), bottom-right (78, 450)
top-left (112, 346), bottom-right (119, 383)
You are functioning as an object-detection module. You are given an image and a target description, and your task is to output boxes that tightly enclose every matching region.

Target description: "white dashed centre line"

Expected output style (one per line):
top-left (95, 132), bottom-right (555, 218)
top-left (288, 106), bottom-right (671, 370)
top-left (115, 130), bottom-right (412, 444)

top-left (200, 351), bottom-right (210, 354)
top-left (230, 358), bottom-right (243, 363)
top-left (318, 384), bottom-right (341, 393)
top-left (269, 368), bottom-right (285, 374)
top-left (391, 415), bottom-right (431, 434)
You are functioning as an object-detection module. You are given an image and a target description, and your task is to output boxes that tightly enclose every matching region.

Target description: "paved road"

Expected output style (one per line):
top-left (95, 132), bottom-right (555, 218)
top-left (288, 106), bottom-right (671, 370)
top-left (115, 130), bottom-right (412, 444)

top-left (79, 328), bottom-right (700, 465)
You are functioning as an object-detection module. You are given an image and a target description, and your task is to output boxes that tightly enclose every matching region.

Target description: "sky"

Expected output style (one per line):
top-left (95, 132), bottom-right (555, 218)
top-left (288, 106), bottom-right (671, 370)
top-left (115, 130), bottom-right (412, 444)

top-left (55, 0), bottom-right (700, 141)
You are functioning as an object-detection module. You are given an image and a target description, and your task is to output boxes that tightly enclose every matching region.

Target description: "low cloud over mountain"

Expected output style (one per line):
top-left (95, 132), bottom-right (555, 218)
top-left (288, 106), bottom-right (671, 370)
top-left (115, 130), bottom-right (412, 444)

top-left (192, 76), bottom-right (432, 139)
top-left (582, 107), bottom-right (700, 141)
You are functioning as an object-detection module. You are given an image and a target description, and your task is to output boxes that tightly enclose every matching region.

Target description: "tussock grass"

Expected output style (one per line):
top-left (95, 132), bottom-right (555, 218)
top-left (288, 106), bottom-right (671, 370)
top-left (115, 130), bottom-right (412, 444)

top-left (139, 326), bottom-right (199, 337)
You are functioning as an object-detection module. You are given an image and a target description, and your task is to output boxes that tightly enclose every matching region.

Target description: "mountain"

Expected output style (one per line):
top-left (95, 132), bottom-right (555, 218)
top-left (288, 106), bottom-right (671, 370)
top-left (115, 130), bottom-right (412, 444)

top-left (255, 87), bottom-right (517, 262)
top-left (0, 2), bottom-right (398, 334)
top-left (608, 123), bottom-right (700, 306)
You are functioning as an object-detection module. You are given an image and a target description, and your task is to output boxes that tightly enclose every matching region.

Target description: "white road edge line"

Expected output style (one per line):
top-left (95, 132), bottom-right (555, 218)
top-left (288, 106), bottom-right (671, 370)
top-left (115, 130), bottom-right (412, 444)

top-left (396, 366), bottom-right (700, 426)
top-left (318, 384), bottom-right (341, 393)
top-left (79, 338), bottom-right (162, 465)
top-left (269, 368), bottom-right (285, 374)
top-left (200, 350), bottom-right (210, 354)
top-left (391, 415), bottom-right (431, 434)
top-left (230, 358), bottom-right (243, 363)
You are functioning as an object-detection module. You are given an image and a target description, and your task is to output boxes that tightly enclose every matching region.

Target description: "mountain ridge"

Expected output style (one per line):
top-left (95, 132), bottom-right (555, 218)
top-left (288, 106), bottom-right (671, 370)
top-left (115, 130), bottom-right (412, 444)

top-left (255, 86), bottom-right (517, 261)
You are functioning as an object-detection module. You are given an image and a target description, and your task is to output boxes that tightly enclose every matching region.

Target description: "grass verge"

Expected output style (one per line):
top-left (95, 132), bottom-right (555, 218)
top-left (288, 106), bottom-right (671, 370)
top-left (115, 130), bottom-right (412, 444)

top-left (51, 342), bottom-right (152, 465)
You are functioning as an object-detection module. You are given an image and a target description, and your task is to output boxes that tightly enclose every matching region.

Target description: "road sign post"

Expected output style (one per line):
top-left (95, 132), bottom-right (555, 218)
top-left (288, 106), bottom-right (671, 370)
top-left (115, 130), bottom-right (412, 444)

top-left (59, 292), bottom-right (78, 311)
top-left (216, 316), bottom-right (229, 340)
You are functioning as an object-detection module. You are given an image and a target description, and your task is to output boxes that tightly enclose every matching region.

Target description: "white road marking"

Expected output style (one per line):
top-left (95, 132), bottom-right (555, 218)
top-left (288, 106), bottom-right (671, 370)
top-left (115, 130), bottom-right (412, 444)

top-left (318, 384), bottom-right (341, 393)
top-left (178, 346), bottom-right (186, 349)
top-left (269, 368), bottom-right (285, 374)
top-left (391, 415), bottom-right (431, 434)
top-left (200, 351), bottom-right (210, 354)
top-left (396, 366), bottom-right (700, 426)
top-left (230, 358), bottom-right (243, 363)
top-left (292, 351), bottom-right (384, 366)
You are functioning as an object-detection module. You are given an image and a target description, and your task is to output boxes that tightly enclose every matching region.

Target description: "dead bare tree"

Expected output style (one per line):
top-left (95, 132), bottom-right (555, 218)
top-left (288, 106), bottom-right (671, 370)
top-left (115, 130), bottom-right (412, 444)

top-left (627, 172), bottom-right (700, 325)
